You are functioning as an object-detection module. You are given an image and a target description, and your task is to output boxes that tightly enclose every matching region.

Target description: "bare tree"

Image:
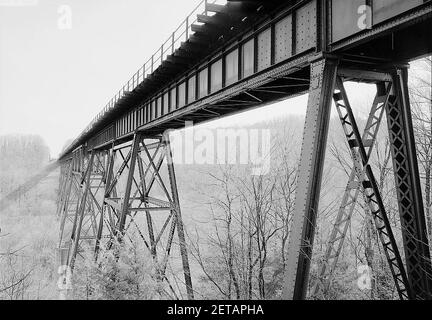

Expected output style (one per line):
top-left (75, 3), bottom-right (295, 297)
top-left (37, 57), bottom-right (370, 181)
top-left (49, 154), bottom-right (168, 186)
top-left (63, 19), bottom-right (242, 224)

top-left (0, 243), bottom-right (33, 300)
top-left (189, 158), bottom-right (297, 299)
top-left (410, 57), bottom-right (432, 244)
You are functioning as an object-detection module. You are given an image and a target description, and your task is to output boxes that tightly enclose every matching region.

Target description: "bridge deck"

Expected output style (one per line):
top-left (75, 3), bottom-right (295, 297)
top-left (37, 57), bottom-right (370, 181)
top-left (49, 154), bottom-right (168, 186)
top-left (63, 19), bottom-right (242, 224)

top-left (60, 0), bottom-right (432, 159)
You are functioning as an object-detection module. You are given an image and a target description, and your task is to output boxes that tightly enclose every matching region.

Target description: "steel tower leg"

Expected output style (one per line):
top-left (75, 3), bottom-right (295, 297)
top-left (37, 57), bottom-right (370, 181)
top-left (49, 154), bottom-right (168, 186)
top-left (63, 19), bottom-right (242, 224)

top-left (58, 149), bottom-right (107, 271)
top-left (312, 81), bottom-right (392, 298)
top-left (56, 162), bottom-right (70, 218)
top-left (290, 65), bottom-right (432, 300)
top-left (282, 58), bottom-right (338, 300)
top-left (386, 68), bottom-right (432, 299)
top-left (95, 148), bottom-right (114, 257)
top-left (68, 151), bottom-right (95, 270)
top-left (164, 133), bottom-right (194, 300)
top-left (58, 160), bottom-right (74, 265)
top-left (332, 76), bottom-right (412, 299)
top-left (97, 133), bottom-right (194, 299)
top-left (58, 161), bottom-right (73, 245)
top-left (58, 153), bottom-right (83, 266)
top-left (117, 133), bottom-right (142, 238)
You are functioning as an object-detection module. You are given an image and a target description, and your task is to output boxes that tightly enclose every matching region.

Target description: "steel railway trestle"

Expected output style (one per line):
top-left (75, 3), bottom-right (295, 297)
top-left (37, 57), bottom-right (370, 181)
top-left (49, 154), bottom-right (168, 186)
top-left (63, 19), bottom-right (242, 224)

top-left (53, 0), bottom-right (432, 300)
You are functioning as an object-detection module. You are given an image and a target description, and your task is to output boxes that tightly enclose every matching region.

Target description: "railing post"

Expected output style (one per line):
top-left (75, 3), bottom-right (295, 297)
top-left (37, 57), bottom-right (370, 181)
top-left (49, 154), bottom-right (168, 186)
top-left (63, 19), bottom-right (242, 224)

top-left (161, 44), bottom-right (164, 64)
top-left (151, 55), bottom-right (154, 73)
top-left (172, 32), bottom-right (175, 54)
top-left (185, 16), bottom-right (189, 40)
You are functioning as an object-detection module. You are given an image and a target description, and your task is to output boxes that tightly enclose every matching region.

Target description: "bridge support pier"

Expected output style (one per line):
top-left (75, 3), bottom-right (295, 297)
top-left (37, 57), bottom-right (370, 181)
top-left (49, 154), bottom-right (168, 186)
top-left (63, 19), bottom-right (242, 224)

top-left (58, 148), bottom-right (107, 268)
top-left (311, 79), bottom-right (393, 298)
top-left (282, 58), bottom-right (338, 300)
top-left (282, 59), bottom-right (432, 300)
top-left (386, 68), bottom-right (432, 299)
top-left (57, 132), bottom-right (194, 299)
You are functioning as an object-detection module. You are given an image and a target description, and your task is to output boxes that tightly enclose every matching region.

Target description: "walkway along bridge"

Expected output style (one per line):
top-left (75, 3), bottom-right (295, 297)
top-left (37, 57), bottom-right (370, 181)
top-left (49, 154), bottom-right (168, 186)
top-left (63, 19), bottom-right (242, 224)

top-left (54, 0), bottom-right (432, 299)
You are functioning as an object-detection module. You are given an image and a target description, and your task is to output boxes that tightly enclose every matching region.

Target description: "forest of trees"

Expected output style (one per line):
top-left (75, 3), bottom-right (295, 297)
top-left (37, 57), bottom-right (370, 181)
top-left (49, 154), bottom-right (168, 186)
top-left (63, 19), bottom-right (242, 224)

top-left (0, 135), bottom-right (59, 299)
top-left (0, 58), bottom-right (431, 300)
top-left (0, 135), bottom-right (50, 197)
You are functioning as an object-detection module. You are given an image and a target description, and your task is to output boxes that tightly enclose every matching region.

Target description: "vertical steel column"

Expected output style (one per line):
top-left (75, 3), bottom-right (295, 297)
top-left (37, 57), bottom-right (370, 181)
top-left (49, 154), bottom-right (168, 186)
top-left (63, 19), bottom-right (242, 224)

top-left (312, 82), bottom-right (392, 297)
top-left (58, 160), bottom-right (74, 247)
top-left (67, 151), bottom-right (83, 259)
top-left (333, 76), bottom-right (411, 299)
top-left (95, 147), bottom-right (114, 257)
top-left (56, 162), bottom-right (68, 217)
top-left (68, 151), bottom-right (95, 270)
top-left (60, 150), bottom-right (83, 257)
top-left (58, 160), bottom-right (74, 267)
top-left (282, 58), bottom-right (338, 300)
top-left (117, 133), bottom-right (142, 237)
top-left (386, 67), bottom-right (432, 299)
top-left (138, 152), bottom-right (158, 260)
top-left (164, 133), bottom-right (194, 300)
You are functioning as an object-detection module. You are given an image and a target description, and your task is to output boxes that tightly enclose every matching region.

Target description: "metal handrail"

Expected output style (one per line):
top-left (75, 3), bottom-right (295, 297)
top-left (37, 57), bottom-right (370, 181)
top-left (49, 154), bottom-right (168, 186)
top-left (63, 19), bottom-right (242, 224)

top-left (63, 0), bottom-right (226, 156)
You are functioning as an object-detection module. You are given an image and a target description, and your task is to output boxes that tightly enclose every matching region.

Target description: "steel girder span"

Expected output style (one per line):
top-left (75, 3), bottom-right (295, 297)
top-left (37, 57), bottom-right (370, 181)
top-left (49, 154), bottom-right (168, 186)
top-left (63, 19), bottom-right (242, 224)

top-left (56, 0), bottom-right (432, 299)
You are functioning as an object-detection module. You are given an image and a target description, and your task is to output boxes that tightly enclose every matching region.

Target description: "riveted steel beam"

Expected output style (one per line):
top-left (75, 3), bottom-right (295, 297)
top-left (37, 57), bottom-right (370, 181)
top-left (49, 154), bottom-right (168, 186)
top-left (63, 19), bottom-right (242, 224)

top-left (312, 80), bottom-right (393, 298)
top-left (68, 151), bottom-right (95, 270)
top-left (386, 67), bottom-right (432, 299)
top-left (282, 58), bottom-right (338, 300)
top-left (332, 76), bottom-right (412, 300)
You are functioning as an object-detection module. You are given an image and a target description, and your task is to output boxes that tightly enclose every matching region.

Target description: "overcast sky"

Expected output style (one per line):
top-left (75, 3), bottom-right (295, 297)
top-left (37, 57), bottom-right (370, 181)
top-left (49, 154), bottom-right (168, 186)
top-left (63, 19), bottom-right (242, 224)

top-left (1, 0), bottom-right (425, 158)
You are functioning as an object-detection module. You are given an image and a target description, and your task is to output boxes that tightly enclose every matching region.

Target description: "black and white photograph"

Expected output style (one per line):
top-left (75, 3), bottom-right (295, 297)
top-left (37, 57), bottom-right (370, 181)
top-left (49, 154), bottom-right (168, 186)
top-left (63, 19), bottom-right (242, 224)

top-left (0, 0), bottom-right (431, 314)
